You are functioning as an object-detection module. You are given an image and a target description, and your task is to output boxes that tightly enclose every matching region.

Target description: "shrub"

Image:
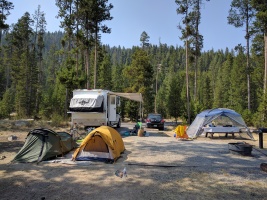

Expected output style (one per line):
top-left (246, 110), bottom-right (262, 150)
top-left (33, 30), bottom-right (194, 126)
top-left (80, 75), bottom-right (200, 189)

top-left (51, 113), bottom-right (64, 127)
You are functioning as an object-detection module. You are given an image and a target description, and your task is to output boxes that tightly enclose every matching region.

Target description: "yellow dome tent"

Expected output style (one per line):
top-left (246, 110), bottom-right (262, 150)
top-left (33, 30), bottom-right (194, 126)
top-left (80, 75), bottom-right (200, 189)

top-left (72, 126), bottom-right (125, 162)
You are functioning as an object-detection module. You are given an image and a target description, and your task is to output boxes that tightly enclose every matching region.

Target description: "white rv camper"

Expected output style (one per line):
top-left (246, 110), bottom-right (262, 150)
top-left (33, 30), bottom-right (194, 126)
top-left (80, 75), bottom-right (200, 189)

top-left (68, 89), bottom-right (143, 128)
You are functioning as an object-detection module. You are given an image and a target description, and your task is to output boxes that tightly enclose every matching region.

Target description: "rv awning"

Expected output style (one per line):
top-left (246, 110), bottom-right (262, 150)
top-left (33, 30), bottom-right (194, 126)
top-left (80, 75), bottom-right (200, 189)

top-left (111, 92), bottom-right (143, 103)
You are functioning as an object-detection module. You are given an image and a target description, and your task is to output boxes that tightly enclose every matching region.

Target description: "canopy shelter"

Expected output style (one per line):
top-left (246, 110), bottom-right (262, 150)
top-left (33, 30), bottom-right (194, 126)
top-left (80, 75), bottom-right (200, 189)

top-left (110, 92), bottom-right (143, 119)
top-left (186, 108), bottom-right (254, 140)
top-left (110, 92), bottom-right (143, 103)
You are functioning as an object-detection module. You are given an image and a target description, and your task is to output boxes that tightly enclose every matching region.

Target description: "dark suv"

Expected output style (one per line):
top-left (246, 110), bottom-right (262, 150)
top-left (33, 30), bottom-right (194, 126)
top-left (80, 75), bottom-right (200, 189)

top-left (145, 113), bottom-right (165, 130)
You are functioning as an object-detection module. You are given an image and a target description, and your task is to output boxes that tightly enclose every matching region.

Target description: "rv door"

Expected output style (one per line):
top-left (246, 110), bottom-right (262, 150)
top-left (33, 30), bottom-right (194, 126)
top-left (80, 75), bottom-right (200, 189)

top-left (108, 95), bottom-right (117, 121)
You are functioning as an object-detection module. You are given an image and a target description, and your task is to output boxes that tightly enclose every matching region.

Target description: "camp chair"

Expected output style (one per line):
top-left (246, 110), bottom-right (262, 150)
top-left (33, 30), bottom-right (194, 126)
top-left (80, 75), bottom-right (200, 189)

top-left (174, 125), bottom-right (189, 139)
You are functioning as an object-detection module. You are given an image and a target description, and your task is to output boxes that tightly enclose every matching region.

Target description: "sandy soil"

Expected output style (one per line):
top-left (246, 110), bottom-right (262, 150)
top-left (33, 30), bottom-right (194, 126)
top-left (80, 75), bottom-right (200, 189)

top-left (1, 124), bottom-right (267, 200)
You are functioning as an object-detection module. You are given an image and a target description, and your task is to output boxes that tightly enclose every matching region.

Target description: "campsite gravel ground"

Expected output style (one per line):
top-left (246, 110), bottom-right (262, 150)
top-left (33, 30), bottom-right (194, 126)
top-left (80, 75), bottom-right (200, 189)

top-left (1, 122), bottom-right (267, 200)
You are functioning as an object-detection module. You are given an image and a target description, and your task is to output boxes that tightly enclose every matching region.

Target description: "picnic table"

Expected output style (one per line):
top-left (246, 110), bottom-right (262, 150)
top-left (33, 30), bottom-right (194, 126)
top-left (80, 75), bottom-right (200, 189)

top-left (203, 126), bottom-right (240, 138)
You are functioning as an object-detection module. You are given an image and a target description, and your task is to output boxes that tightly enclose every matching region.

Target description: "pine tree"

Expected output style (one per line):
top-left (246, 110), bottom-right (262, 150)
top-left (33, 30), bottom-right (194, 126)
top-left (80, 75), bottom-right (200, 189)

top-left (251, 1), bottom-right (267, 94)
top-left (111, 53), bottom-right (125, 92)
top-left (89, 0), bottom-right (113, 88)
top-left (156, 81), bottom-right (168, 118)
top-left (0, 0), bottom-right (13, 97)
top-left (199, 73), bottom-right (212, 109)
top-left (33, 5), bottom-right (47, 115)
top-left (250, 0), bottom-right (267, 122)
top-left (98, 47), bottom-right (112, 90)
top-left (0, 0), bottom-right (13, 45)
top-left (213, 53), bottom-right (233, 108)
top-left (7, 12), bottom-right (36, 117)
top-left (123, 48), bottom-right (153, 116)
top-left (0, 87), bottom-right (13, 118)
top-left (228, 0), bottom-right (255, 110)
top-left (167, 73), bottom-right (183, 122)
top-left (230, 47), bottom-right (247, 113)
top-left (190, 0), bottom-right (204, 101)
top-left (140, 31), bottom-right (150, 49)
top-left (251, 34), bottom-right (264, 113)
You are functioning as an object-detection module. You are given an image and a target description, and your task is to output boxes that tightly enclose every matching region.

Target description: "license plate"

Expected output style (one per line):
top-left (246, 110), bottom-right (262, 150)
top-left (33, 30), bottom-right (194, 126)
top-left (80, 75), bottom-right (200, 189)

top-left (153, 125), bottom-right (157, 127)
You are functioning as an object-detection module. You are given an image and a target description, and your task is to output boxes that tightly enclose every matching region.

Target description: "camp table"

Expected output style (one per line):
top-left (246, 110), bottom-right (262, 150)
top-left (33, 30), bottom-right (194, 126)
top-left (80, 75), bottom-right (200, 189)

top-left (203, 126), bottom-right (240, 138)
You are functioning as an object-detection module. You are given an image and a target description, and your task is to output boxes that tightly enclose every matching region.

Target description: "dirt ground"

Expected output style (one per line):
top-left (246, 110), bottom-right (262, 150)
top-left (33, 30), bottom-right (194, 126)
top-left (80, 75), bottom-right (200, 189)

top-left (1, 122), bottom-right (267, 200)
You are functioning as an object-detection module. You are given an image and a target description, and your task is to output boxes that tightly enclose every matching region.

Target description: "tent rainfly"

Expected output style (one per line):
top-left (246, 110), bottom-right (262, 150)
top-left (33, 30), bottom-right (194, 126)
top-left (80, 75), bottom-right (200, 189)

top-left (72, 126), bottom-right (125, 162)
top-left (186, 108), bottom-right (254, 140)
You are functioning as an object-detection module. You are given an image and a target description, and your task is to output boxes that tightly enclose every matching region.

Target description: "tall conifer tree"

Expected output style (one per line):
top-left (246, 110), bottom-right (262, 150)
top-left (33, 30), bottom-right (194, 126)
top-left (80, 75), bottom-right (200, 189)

top-left (0, 0), bottom-right (13, 45)
top-left (228, 0), bottom-right (255, 110)
top-left (251, 1), bottom-right (267, 94)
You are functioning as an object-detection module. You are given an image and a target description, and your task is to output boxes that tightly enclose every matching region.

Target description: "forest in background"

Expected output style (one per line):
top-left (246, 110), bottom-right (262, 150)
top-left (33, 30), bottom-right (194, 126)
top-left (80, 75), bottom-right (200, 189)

top-left (0, 0), bottom-right (267, 127)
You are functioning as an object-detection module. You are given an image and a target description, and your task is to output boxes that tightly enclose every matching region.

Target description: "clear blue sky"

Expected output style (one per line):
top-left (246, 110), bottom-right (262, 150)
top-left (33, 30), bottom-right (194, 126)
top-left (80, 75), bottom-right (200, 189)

top-left (6, 0), bottom-right (246, 51)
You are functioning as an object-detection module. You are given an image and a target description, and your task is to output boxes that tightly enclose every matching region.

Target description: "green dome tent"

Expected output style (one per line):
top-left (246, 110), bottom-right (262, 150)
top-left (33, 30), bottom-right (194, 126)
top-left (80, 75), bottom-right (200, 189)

top-left (12, 128), bottom-right (76, 163)
top-left (186, 108), bottom-right (254, 140)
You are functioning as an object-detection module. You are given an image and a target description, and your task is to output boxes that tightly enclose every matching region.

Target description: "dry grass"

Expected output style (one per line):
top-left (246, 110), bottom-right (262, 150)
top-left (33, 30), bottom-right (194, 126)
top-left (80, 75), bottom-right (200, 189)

top-left (0, 121), bottom-right (267, 199)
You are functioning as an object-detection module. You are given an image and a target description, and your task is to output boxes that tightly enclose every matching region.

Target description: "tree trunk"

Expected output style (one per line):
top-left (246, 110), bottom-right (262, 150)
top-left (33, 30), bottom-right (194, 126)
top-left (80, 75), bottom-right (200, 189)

top-left (264, 32), bottom-right (267, 94)
top-left (246, 3), bottom-right (251, 110)
top-left (0, 30), bottom-right (2, 47)
top-left (246, 37), bottom-right (251, 110)
top-left (186, 39), bottom-right (190, 124)
top-left (76, 39), bottom-right (79, 74)
top-left (94, 23), bottom-right (98, 89)
top-left (194, 55), bottom-right (197, 101)
top-left (85, 19), bottom-right (90, 89)
top-left (76, 1), bottom-right (79, 74)
top-left (0, 8), bottom-right (3, 46)
top-left (85, 49), bottom-right (90, 89)
top-left (185, 1), bottom-right (190, 124)
top-left (64, 88), bottom-right (67, 119)
top-left (194, 0), bottom-right (200, 101)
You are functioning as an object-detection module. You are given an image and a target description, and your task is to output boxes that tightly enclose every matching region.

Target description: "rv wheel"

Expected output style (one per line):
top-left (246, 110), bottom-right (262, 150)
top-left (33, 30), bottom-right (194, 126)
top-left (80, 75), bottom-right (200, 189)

top-left (117, 119), bottom-right (121, 128)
